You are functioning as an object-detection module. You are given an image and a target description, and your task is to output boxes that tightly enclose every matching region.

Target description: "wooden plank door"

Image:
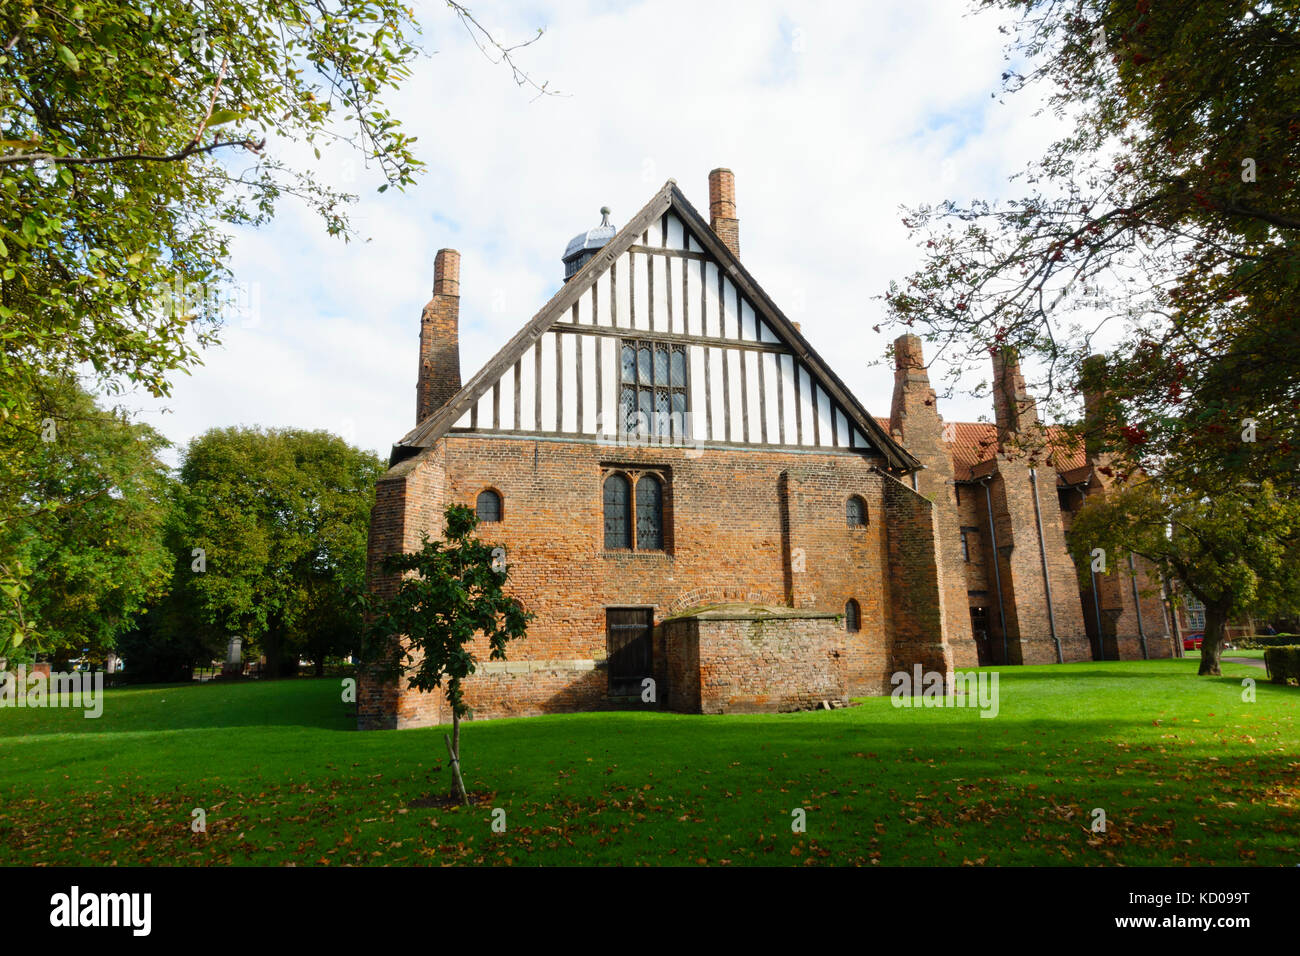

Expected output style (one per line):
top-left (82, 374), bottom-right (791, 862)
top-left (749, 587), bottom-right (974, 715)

top-left (606, 608), bottom-right (653, 695)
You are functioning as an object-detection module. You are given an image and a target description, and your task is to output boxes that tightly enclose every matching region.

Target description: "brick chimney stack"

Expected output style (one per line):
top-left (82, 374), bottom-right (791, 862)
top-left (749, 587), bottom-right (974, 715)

top-left (991, 345), bottom-right (1040, 450)
top-left (708, 167), bottom-right (739, 258)
top-left (416, 248), bottom-right (462, 423)
top-left (1080, 353), bottom-right (1111, 462)
top-left (886, 332), bottom-right (980, 668)
top-left (888, 333), bottom-right (931, 437)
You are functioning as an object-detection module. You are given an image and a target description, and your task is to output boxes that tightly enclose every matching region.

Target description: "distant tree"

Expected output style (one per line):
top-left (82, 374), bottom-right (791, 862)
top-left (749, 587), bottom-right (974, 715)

top-left (116, 605), bottom-right (211, 683)
top-left (883, 1), bottom-right (1299, 493)
top-left (0, 374), bottom-right (172, 662)
top-left (1069, 477), bottom-right (1300, 676)
top-left (369, 504), bottom-right (531, 805)
top-left (169, 427), bottom-right (383, 677)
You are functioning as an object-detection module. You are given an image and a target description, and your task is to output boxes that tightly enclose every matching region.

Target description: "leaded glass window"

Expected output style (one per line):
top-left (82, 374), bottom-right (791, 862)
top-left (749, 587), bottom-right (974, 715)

top-left (635, 474), bottom-right (663, 551)
top-left (619, 338), bottom-right (689, 441)
top-left (845, 599), bottom-right (861, 633)
top-left (847, 495), bottom-right (867, 527)
top-left (476, 489), bottom-right (502, 523)
top-left (603, 473), bottom-right (631, 550)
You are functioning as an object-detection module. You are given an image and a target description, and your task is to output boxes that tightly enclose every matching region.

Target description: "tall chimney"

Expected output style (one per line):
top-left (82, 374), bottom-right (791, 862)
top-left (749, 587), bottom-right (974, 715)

top-left (991, 345), bottom-right (1039, 450)
top-left (416, 248), bottom-right (462, 423)
top-left (1080, 353), bottom-right (1117, 463)
top-left (708, 167), bottom-right (739, 258)
top-left (889, 333), bottom-right (932, 436)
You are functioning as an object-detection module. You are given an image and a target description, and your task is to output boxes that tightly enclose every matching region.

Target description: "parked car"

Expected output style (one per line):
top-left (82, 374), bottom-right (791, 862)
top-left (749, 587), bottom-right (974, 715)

top-left (1183, 633), bottom-right (1203, 651)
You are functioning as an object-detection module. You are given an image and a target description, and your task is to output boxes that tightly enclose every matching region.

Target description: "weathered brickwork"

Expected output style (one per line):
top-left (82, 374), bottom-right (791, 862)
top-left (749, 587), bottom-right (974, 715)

top-left (888, 334), bottom-right (979, 669)
top-left (360, 430), bottom-right (960, 727)
top-left (707, 168), bottom-right (740, 258)
top-left (416, 249), bottom-right (462, 422)
top-left (880, 472), bottom-right (955, 678)
top-left (984, 455), bottom-right (1091, 664)
top-left (662, 607), bottom-right (846, 713)
top-left (886, 337), bottom-right (1175, 667)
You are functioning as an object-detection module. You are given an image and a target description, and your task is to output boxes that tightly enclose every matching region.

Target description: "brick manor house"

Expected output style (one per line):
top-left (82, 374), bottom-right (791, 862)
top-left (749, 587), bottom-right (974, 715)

top-left (359, 169), bottom-right (1175, 730)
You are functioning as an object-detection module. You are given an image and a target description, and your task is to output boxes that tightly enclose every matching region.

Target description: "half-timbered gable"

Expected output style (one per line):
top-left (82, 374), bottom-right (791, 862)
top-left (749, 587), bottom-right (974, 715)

top-left (392, 180), bottom-right (917, 470)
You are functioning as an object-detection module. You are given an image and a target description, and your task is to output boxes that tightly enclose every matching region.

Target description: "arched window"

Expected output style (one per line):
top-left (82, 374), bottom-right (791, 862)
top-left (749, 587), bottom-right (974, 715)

top-left (476, 489), bottom-right (502, 523)
top-left (845, 599), bottom-right (861, 633)
top-left (846, 495), bottom-right (867, 527)
top-left (635, 474), bottom-right (663, 551)
top-left (603, 473), bottom-right (631, 550)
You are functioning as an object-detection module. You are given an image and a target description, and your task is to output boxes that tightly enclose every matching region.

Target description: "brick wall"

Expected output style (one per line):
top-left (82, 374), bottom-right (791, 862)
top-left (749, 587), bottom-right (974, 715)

top-left (662, 608), bottom-right (845, 713)
top-left (983, 456), bottom-right (1092, 664)
top-left (887, 334), bottom-right (979, 668)
top-left (880, 471), bottom-right (955, 681)
top-left (360, 433), bottom-right (951, 728)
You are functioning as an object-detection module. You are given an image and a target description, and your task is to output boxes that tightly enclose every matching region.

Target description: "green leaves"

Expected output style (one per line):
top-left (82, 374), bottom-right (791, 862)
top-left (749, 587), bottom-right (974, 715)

top-left (205, 109), bottom-right (245, 128)
top-left (885, 0), bottom-right (1300, 491)
top-left (56, 44), bottom-right (80, 73)
top-left (371, 504), bottom-right (534, 717)
top-left (0, 0), bottom-right (426, 472)
top-left (168, 427), bottom-right (384, 672)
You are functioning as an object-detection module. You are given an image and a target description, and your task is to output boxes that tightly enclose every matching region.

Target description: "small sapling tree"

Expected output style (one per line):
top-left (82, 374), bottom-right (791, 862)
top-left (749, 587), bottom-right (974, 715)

top-left (371, 504), bottom-right (531, 804)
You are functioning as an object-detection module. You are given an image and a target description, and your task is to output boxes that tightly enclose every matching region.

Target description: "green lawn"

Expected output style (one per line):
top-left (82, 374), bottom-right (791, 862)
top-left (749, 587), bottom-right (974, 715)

top-left (1187, 648), bottom-right (1268, 660)
top-left (1, 658), bottom-right (1296, 866)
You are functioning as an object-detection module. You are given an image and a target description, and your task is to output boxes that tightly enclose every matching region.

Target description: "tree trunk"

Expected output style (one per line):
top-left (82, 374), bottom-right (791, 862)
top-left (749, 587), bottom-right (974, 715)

top-left (263, 628), bottom-right (282, 679)
top-left (1198, 599), bottom-right (1232, 676)
top-left (446, 712), bottom-right (469, 806)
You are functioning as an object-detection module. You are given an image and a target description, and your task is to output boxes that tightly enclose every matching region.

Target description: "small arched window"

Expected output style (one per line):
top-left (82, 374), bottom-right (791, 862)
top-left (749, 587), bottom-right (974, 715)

top-left (603, 473), bottom-right (631, 550)
top-left (846, 495), bottom-right (867, 528)
top-left (845, 599), bottom-right (861, 633)
top-left (476, 489), bottom-right (502, 522)
top-left (635, 474), bottom-right (663, 551)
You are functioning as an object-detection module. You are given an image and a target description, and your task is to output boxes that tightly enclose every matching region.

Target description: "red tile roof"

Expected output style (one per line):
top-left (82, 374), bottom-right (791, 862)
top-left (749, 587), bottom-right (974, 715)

top-left (877, 417), bottom-right (1088, 482)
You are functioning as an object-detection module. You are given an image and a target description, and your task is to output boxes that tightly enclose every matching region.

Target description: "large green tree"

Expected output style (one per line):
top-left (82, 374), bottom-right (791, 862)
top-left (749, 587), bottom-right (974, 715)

top-left (1, 2), bottom-right (554, 636)
top-left (0, 374), bottom-right (173, 663)
top-left (884, 1), bottom-right (1299, 490)
top-left (0, 0), bottom-right (430, 425)
top-left (1070, 477), bottom-right (1300, 676)
top-left (169, 426), bottom-right (383, 677)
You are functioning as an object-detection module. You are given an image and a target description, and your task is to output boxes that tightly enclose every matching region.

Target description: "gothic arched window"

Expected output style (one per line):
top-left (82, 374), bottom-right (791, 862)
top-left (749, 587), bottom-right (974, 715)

top-left (603, 473), bottom-right (632, 550)
top-left (845, 599), bottom-right (861, 633)
top-left (635, 474), bottom-right (663, 551)
top-left (476, 489), bottom-right (502, 523)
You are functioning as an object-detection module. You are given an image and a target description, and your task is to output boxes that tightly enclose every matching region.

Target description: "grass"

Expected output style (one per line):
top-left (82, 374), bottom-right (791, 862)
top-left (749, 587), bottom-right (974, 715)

top-left (1186, 648), bottom-right (1268, 659)
top-left (0, 658), bottom-right (1296, 866)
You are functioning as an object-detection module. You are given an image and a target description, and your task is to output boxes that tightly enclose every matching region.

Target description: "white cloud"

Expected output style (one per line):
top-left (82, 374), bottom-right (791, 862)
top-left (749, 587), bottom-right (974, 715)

top-left (129, 0), bottom-right (1076, 463)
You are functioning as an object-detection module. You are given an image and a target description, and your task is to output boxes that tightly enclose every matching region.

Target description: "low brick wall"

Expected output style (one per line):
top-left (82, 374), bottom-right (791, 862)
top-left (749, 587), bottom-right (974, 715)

top-left (663, 604), bottom-right (845, 714)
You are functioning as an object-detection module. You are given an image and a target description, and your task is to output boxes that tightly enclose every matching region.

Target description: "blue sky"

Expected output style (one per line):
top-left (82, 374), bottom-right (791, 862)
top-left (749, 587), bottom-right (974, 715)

top-left (125, 0), bottom-right (1072, 463)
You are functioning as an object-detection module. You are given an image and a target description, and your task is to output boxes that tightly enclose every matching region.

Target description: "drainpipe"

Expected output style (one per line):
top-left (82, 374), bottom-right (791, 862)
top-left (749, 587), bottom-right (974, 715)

top-left (1080, 485), bottom-right (1104, 661)
top-left (1029, 468), bottom-right (1063, 663)
top-left (981, 478), bottom-right (1010, 667)
top-left (1129, 553), bottom-right (1149, 659)
top-left (1088, 561), bottom-right (1105, 661)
